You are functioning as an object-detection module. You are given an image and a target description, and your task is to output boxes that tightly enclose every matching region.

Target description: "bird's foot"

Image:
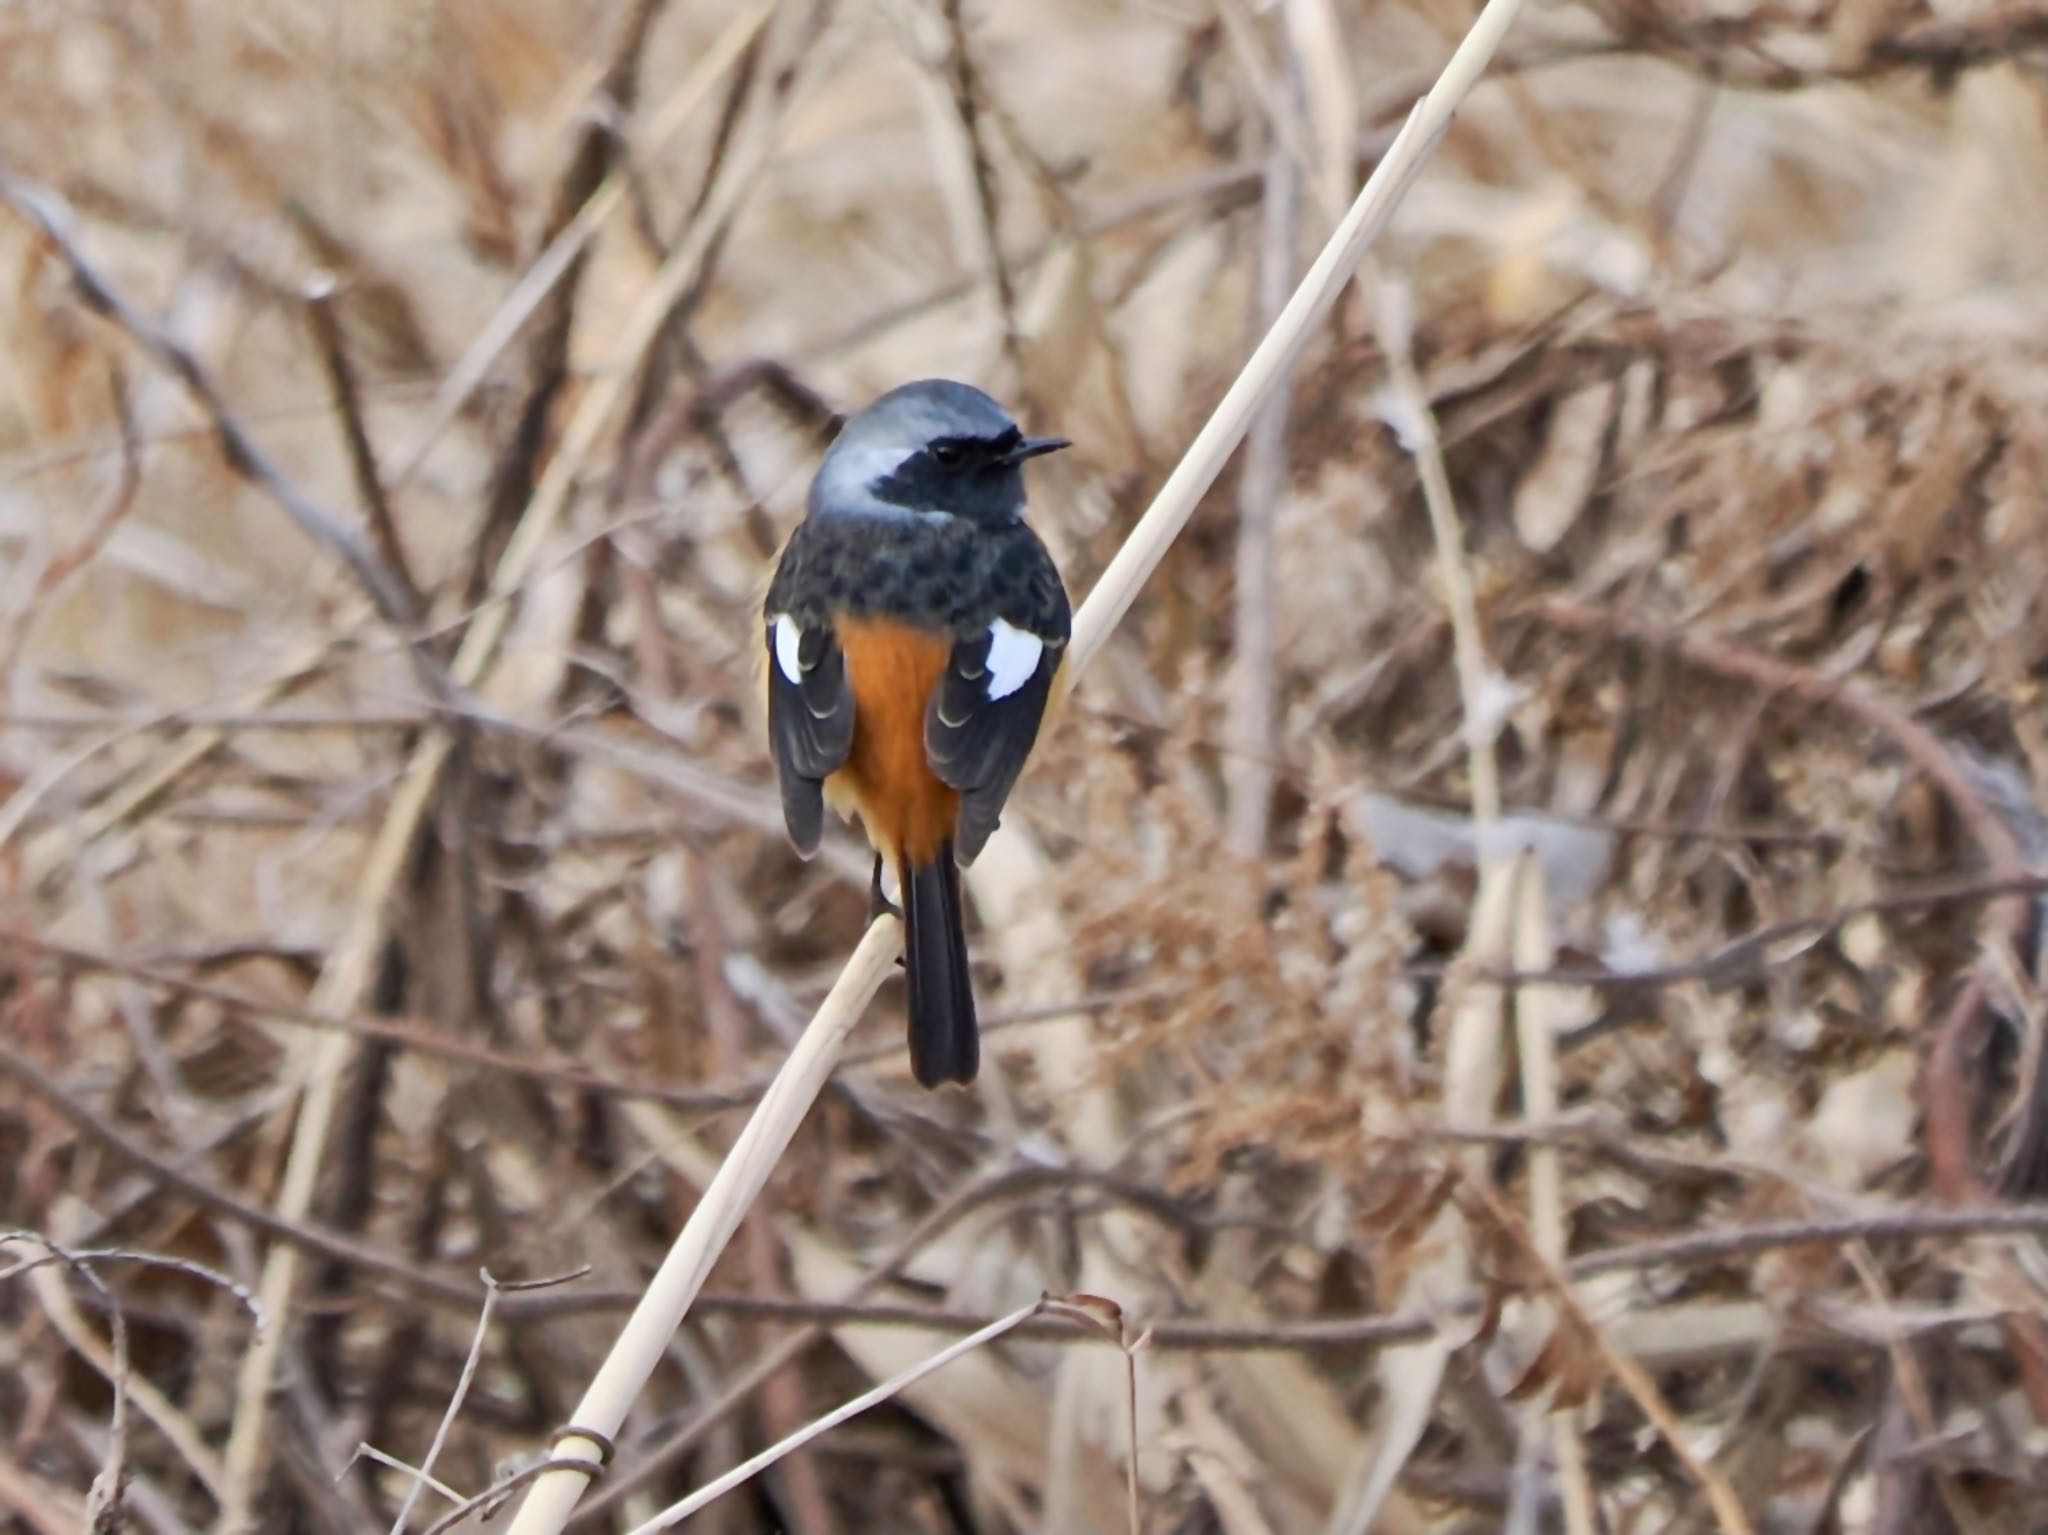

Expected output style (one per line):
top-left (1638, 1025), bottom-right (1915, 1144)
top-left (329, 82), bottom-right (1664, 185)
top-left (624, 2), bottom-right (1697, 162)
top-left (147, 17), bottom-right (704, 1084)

top-left (867, 854), bottom-right (904, 924)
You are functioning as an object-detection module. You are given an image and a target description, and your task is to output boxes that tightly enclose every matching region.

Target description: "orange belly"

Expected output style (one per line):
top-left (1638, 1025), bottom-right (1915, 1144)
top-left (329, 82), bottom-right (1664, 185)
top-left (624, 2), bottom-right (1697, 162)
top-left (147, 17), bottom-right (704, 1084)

top-left (825, 617), bottom-right (959, 867)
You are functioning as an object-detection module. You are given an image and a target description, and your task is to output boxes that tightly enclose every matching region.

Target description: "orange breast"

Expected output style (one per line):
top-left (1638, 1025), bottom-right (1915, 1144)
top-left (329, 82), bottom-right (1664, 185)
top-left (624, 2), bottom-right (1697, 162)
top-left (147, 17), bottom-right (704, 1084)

top-left (827, 617), bottom-right (959, 867)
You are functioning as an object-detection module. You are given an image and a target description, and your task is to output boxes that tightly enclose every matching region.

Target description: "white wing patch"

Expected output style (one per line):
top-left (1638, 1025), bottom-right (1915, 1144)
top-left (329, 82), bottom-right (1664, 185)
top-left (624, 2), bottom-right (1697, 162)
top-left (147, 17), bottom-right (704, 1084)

top-left (773, 613), bottom-right (804, 684)
top-left (985, 618), bottom-right (1043, 701)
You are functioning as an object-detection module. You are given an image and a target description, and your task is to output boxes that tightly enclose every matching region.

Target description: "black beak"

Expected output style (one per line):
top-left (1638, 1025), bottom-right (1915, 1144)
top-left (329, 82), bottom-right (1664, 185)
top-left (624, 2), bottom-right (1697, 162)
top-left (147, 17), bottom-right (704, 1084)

top-left (1006, 436), bottom-right (1069, 464)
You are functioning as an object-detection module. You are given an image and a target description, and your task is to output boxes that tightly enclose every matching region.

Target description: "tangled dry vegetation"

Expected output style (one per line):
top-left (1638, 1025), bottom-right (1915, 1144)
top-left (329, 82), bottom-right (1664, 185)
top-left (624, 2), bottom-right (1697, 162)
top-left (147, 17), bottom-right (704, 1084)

top-left (5, 1), bottom-right (2048, 1532)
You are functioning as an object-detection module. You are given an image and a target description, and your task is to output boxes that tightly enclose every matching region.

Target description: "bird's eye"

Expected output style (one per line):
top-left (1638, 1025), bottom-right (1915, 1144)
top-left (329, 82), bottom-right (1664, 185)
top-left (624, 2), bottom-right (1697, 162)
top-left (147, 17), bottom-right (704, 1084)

top-left (931, 442), bottom-right (966, 467)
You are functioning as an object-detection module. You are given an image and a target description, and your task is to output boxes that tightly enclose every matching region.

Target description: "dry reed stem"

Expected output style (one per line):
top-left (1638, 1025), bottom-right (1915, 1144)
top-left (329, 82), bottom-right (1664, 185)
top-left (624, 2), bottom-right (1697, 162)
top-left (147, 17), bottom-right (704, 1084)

top-left (1178, 1384), bottom-right (1286, 1535)
top-left (212, 50), bottom-right (794, 1526)
top-left (964, 842), bottom-right (1135, 1530)
top-left (1345, 216), bottom-right (1526, 1535)
top-left (1062, 0), bottom-right (1532, 673)
top-left (569, 1152), bottom-right (1042, 1520)
top-left (1068, 145), bottom-right (1396, 665)
top-left (1327, 859), bottom-right (1518, 1535)
top-left (1285, 0), bottom-right (1360, 223)
top-left (1471, 1181), bottom-right (1759, 1535)
top-left (305, 280), bottom-right (417, 609)
top-left (0, 176), bottom-right (429, 653)
top-left (0, 363), bottom-right (138, 681)
top-left (1322, 279), bottom-right (1515, 1514)
top-left (1510, 866), bottom-right (1598, 1535)
top-left (0, 1450), bottom-right (83, 1535)
top-left (503, 2), bottom-right (1538, 1528)
top-left (16, 638), bottom-right (339, 889)
top-left (1221, 51), bottom-right (1298, 859)
top-left (933, 0), bottom-right (1029, 382)
top-left (26, 1259), bottom-right (212, 1502)
top-left (1586, 1296), bottom-right (1757, 1535)
top-left (623, 1300), bottom-right (1046, 1535)
top-left (1842, 1243), bottom-right (1987, 1535)
top-left (505, 925), bottom-right (898, 1528)
top-left (389, 0), bottom-right (778, 489)
top-left (1214, 0), bottom-right (1357, 854)
top-left (1039, 1297), bottom-right (1150, 1535)
top-left (217, 743), bottom-right (449, 1527)
top-left (1372, 274), bottom-right (1500, 829)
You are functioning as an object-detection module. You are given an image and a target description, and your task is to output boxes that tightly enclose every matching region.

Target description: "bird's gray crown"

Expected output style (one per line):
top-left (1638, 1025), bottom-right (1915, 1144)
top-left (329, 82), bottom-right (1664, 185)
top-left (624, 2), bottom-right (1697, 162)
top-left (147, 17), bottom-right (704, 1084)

top-left (808, 378), bottom-right (1041, 525)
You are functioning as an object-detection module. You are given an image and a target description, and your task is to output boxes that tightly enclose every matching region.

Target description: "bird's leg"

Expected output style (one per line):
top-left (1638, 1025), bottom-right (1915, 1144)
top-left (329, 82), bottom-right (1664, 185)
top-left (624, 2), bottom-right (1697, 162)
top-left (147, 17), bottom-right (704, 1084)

top-left (868, 852), bottom-right (904, 924)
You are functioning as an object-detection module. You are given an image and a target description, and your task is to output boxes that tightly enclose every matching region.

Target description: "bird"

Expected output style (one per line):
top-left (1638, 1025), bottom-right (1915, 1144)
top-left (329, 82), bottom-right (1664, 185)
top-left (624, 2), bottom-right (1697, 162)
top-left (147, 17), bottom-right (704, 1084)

top-left (762, 379), bottom-right (1071, 1087)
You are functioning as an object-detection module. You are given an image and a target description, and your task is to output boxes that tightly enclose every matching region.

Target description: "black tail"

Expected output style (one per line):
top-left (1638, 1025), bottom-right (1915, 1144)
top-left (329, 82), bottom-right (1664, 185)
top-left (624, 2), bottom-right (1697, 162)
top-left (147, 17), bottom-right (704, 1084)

top-left (900, 845), bottom-right (977, 1087)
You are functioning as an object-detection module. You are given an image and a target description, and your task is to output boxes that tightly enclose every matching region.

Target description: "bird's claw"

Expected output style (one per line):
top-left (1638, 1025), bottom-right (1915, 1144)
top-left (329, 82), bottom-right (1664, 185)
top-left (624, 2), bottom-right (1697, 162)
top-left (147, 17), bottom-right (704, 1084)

top-left (867, 854), bottom-right (904, 924)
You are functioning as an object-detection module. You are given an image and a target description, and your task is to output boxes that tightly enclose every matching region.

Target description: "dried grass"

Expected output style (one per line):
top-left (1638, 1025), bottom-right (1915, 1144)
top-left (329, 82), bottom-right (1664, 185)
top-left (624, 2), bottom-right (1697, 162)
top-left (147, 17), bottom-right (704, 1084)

top-left (6, 3), bottom-right (2048, 1534)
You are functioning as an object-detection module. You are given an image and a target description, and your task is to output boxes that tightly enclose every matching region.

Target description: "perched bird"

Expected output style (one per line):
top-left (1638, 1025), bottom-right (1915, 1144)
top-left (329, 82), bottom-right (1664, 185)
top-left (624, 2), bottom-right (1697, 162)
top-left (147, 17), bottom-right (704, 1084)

top-left (763, 380), bottom-right (1071, 1087)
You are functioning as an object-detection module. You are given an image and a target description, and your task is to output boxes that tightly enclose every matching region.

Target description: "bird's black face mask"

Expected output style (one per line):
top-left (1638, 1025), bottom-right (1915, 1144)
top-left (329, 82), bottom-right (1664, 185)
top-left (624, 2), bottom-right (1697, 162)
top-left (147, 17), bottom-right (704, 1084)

top-left (870, 429), bottom-right (1068, 525)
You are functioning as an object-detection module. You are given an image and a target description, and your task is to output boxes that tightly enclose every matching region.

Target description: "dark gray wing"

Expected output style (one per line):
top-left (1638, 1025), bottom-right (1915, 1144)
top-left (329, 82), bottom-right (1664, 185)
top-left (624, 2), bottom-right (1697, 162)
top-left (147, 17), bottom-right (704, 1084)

top-left (925, 626), bottom-right (1063, 864)
top-left (766, 617), bottom-right (854, 857)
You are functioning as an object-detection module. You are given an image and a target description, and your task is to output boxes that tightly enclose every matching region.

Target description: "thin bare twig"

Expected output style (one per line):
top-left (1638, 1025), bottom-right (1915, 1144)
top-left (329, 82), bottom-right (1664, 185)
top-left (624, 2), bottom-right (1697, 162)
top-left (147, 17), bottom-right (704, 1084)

top-left (1463, 1181), bottom-right (1755, 1535)
top-left (1377, 277), bottom-right (1502, 829)
top-left (0, 170), bottom-right (451, 706)
top-left (386, 1272), bottom-right (502, 1535)
top-left (305, 279), bottom-right (419, 610)
top-left (0, 1235), bottom-right (264, 1325)
top-left (622, 1301), bottom-right (1047, 1534)
top-left (17, 929), bottom-right (1144, 1107)
top-left (344, 1447), bottom-right (465, 1516)
top-left (1530, 592), bottom-right (2048, 1417)
top-left (12, 1235), bottom-right (140, 1525)
top-left (391, 0), bottom-right (773, 488)
top-left (933, 0), bottom-right (1026, 381)
top-left (1043, 1295), bottom-right (1151, 1535)
top-left (415, 1458), bottom-right (610, 1535)
top-left (10, 1058), bottom-right (2046, 1355)
top-left (569, 1161), bottom-right (1125, 1522)
top-left (0, 362), bottom-right (140, 680)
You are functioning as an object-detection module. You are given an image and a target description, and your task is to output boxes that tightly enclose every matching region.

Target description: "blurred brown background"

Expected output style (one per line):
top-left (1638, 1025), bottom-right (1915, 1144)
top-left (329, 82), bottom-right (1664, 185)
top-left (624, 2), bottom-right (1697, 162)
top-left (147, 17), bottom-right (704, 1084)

top-left (4, 2), bottom-right (2048, 1532)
